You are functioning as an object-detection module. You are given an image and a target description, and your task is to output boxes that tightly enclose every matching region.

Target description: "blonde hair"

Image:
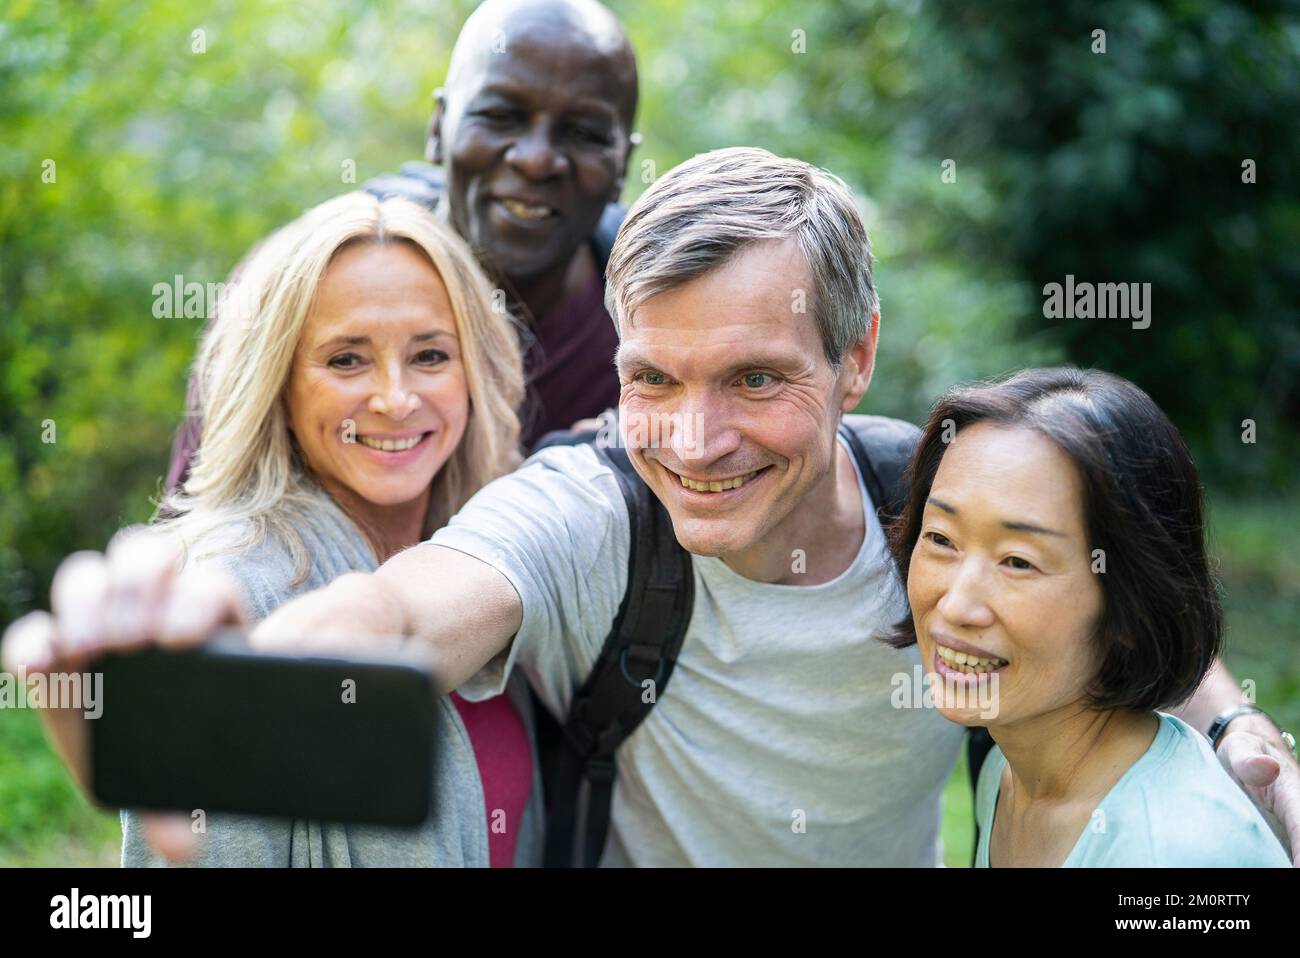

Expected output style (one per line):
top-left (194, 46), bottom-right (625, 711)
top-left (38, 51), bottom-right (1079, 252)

top-left (158, 192), bottom-right (524, 581)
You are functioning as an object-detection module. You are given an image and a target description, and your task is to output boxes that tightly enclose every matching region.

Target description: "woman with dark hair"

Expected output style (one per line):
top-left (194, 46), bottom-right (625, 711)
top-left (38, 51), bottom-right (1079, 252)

top-left (886, 366), bottom-right (1289, 866)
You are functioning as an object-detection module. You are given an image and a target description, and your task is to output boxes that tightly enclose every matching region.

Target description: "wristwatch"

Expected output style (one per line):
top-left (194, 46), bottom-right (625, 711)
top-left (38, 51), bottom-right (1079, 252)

top-left (1207, 703), bottom-right (1297, 758)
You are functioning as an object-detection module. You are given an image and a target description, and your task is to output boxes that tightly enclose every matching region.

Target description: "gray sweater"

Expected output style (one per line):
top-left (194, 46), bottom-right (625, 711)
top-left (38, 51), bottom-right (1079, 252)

top-left (120, 497), bottom-right (545, 867)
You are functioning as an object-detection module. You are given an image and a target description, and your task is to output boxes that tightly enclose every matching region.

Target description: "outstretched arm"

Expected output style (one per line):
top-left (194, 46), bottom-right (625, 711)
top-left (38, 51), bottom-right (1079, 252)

top-left (249, 543), bottom-right (523, 694)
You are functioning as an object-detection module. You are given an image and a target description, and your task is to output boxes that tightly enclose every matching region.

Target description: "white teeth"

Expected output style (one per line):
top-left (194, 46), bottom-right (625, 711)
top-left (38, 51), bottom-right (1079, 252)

top-left (501, 198), bottom-right (551, 220)
top-left (358, 434), bottom-right (423, 452)
top-left (678, 470), bottom-right (759, 493)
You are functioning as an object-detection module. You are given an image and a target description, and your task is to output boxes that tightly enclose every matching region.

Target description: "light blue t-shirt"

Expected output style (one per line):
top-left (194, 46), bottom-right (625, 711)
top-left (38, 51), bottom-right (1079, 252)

top-left (974, 712), bottom-right (1290, 867)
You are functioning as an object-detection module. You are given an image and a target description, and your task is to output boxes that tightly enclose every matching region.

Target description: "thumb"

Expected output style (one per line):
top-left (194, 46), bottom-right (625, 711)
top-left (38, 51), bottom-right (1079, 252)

top-left (142, 813), bottom-right (202, 864)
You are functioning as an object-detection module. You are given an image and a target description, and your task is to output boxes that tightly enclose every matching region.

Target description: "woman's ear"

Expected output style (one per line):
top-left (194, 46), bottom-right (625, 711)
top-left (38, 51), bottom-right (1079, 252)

top-left (279, 392), bottom-right (296, 437)
top-left (609, 131), bottom-right (640, 203)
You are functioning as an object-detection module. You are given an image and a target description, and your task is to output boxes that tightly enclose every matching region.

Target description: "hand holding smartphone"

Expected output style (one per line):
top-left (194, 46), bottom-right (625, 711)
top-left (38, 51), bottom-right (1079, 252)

top-left (89, 629), bottom-right (439, 827)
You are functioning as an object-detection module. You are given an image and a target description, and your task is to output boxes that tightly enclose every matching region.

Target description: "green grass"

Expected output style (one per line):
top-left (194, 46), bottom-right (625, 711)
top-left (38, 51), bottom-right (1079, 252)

top-left (0, 707), bottom-right (120, 866)
top-left (942, 743), bottom-right (976, 867)
top-left (2, 492), bottom-right (1296, 867)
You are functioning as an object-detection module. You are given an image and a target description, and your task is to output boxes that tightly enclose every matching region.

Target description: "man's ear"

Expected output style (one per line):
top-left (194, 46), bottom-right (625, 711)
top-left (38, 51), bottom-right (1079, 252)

top-left (608, 130), bottom-right (640, 204)
top-left (426, 88), bottom-right (448, 165)
top-left (839, 308), bottom-right (881, 413)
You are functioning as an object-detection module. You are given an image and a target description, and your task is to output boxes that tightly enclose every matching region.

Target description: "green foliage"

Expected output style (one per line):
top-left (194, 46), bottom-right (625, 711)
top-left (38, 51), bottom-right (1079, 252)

top-left (887, 0), bottom-right (1300, 488)
top-left (0, 0), bottom-right (474, 623)
top-left (0, 0), bottom-right (1296, 865)
top-left (0, 707), bottom-right (120, 865)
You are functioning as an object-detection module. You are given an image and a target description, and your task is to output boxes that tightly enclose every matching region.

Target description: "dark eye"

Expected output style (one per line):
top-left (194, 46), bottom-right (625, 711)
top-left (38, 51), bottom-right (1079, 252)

top-left (470, 108), bottom-right (524, 131)
top-left (328, 352), bottom-right (362, 370)
top-left (923, 531), bottom-right (954, 549)
top-left (1004, 556), bottom-right (1037, 572)
top-left (416, 349), bottom-right (450, 365)
top-left (569, 123), bottom-right (613, 146)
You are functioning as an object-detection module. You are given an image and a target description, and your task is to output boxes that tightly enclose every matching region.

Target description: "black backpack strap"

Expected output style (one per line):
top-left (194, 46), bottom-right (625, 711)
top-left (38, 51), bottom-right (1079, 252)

top-left (837, 414), bottom-right (918, 526)
top-left (591, 203), bottom-right (625, 273)
top-left (542, 442), bottom-right (693, 867)
top-left (361, 161), bottom-right (446, 212)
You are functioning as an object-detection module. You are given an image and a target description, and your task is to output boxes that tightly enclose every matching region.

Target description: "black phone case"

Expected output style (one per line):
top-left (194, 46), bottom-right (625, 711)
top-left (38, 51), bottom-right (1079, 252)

top-left (89, 632), bottom-right (438, 827)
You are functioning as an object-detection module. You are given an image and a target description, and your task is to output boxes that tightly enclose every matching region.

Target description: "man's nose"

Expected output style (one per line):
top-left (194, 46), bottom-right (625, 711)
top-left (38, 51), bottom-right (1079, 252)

top-left (667, 391), bottom-right (740, 465)
top-left (935, 558), bottom-right (997, 631)
top-left (505, 119), bottom-right (568, 180)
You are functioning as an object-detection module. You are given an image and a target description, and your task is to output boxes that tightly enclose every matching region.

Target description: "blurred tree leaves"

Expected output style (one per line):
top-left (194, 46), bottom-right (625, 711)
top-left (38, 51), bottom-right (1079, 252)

top-left (1, 0), bottom-right (1296, 624)
top-left (882, 0), bottom-right (1300, 488)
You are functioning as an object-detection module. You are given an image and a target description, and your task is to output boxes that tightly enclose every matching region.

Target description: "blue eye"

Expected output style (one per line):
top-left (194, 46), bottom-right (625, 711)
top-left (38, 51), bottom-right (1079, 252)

top-left (639, 371), bottom-right (668, 386)
top-left (742, 372), bottom-right (772, 389)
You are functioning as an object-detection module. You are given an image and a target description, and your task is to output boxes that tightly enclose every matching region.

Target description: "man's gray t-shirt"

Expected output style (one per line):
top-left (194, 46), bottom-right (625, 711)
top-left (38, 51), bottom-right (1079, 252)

top-left (433, 436), bottom-right (966, 866)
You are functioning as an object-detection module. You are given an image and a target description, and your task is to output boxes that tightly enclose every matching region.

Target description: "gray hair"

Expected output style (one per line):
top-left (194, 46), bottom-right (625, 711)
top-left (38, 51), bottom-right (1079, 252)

top-left (605, 146), bottom-right (878, 368)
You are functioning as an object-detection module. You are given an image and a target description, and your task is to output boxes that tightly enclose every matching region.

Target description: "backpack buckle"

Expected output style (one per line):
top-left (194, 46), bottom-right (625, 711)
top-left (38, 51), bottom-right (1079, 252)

top-left (618, 645), bottom-right (667, 688)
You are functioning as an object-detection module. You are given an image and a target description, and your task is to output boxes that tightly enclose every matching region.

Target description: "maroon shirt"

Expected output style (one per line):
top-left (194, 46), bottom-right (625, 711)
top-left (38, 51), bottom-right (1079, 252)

top-left (517, 267), bottom-right (621, 450)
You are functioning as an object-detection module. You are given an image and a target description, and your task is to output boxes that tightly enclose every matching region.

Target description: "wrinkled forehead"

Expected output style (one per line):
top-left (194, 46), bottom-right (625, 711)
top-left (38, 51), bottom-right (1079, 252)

top-left (614, 247), bottom-right (827, 380)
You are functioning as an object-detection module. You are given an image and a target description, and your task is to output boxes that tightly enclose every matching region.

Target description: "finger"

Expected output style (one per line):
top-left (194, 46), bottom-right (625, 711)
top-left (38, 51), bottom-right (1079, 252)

top-left (140, 813), bottom-right (200, 864)
top-left (1, 611), bottom-right (57, 674)
top-left (2, 612), bottom-right (93, 791)
top-left (1217, 731), bottom-right (1298, 860)
top-left (102, 528), bottom-right (184, 648)
top-left (156, 563), bottom-right (249, 648)
top-left (1237, 754), bottom-right (1282, 788)
top-left (1259, 754), bottom-right (1300, 865)
top-left (1219, 731), bottom-right (1283, 788)
top-left (49, 551), bottom-right (112, 661)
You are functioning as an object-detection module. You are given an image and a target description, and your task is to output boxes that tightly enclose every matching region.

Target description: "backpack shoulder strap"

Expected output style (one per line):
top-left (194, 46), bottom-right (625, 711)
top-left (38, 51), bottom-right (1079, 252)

top-left (361, 161), bottom-right (445, 212)
top-left (542, 440), bottom-right (693, 867)
top-left (838, 413), bottom-right (920, 526)
top-left (591, 202), bottom-right (626, 273)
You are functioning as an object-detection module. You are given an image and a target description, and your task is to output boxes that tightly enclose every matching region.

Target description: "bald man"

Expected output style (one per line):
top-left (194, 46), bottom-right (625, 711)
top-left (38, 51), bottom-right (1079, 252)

top-left (166, 0), bottom-right (639, 491)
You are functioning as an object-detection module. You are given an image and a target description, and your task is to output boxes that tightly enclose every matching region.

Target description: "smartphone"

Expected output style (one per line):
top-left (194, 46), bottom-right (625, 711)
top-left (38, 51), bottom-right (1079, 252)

top-left (89, 630), bottom-right (438, 827)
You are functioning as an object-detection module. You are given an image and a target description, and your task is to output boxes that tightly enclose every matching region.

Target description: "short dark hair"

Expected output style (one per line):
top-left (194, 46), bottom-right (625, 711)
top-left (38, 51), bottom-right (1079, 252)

top-left (884, 366), bottom-right (1222, 713)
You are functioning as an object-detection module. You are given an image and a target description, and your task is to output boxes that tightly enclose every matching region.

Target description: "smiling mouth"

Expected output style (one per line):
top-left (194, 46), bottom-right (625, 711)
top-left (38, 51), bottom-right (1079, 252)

top-left (357, 432), bottom-right (431, 452)
top-left (934, 642), bottom-right (1009, 675)
top-left (664, 464), bottom-right (771, 493)
top-left (497, 198), bottom-right (556, 221)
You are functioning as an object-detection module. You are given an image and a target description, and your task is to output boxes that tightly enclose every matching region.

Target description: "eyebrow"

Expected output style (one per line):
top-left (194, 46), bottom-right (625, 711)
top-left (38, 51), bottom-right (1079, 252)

top-left (926, 496), bottom-right (1067, 537)
top-left (317, 331), bottom-right (456, 349)
top-left (473, 84), bottom-right (617, 121)
top-left (614, 347), bottom-right (802, 376)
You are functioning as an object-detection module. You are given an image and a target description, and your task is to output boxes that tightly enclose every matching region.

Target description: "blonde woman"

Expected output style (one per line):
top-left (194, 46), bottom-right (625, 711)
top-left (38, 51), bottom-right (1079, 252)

top-left (2, 192), bottom-right (541, 867)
